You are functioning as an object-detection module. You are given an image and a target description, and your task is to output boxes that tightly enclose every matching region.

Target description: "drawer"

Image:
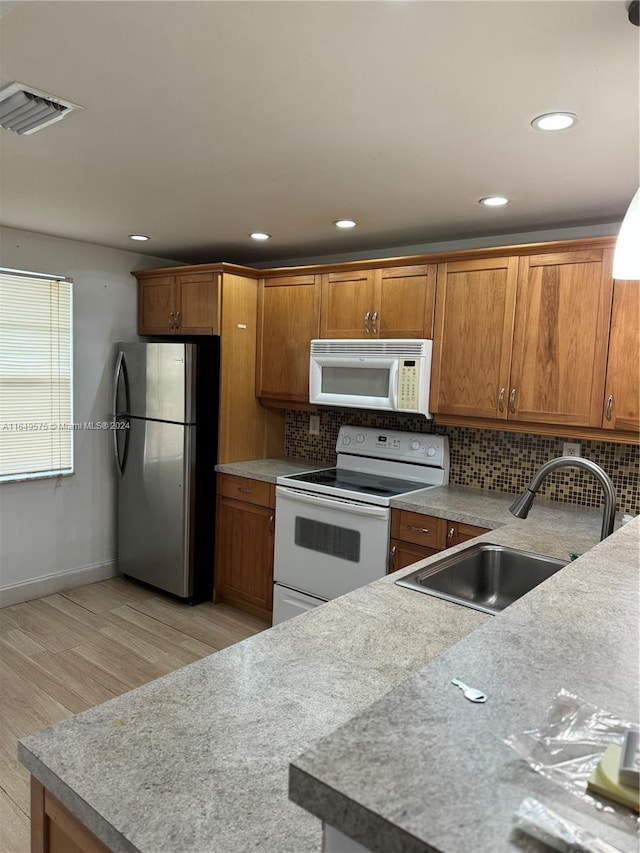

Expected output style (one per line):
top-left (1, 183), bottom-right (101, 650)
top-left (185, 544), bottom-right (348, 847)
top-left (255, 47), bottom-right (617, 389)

top-left (391, 511), bottom-right (447, 549)
top-left (456, 522), bottom-right (491, 543)
top-left (217, 474), bottom-right (275, 508)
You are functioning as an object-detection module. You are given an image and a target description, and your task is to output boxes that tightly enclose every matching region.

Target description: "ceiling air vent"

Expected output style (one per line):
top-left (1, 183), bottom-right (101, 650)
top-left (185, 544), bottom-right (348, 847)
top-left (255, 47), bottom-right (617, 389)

top-left (0, 82), bottom-right (82, 135)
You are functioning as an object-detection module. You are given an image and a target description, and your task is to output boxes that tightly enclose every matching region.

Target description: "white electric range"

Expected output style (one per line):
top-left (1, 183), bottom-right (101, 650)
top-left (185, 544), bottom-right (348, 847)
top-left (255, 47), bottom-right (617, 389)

top-left (272, 426), bottom-right (449, 625)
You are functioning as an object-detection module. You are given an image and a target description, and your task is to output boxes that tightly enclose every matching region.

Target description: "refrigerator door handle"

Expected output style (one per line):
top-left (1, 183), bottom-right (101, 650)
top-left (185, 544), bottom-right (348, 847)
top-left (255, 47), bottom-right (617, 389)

top-left (113, 350), bottom-right (125, 475)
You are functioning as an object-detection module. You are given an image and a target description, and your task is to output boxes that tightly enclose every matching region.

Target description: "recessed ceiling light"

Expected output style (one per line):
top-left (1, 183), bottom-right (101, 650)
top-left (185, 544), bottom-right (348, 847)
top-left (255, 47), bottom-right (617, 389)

top-left (250, 232), bottom-right (271, 241)
top-left (334, 219), bottom-right (357, 229)
top-left (128, 234), bottom-right (150, 241)
top-left (531, 112), bottom-right (577, 131)
top-left (479, 196), bottom-right (509, 207)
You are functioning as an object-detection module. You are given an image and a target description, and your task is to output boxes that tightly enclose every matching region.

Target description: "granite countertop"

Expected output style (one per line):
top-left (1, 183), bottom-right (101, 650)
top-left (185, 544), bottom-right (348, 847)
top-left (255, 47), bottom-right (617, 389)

top-left (215, 456), bottom-right (326, 483)
top-left (290, 517), bottom-right (640, 853)
top-left (18, 473), bottom-right (626, 853)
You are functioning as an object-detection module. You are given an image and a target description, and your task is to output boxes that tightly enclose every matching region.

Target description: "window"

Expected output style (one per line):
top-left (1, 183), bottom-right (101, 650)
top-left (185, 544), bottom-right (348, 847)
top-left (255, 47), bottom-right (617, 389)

top-left (0, 270), bottom-right (73, 482)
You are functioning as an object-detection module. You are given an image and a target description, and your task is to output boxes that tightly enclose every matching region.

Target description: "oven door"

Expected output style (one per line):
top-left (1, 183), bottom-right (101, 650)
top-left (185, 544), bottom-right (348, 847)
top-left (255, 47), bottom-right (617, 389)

top-left (274, 485), bottom-right (390, 601)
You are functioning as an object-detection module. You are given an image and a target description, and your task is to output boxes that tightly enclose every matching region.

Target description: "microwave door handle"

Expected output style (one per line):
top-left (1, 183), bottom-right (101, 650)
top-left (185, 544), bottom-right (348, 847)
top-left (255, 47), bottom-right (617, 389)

top-left (276, 486), bottom-right (389, 519)
top-left (389, 360), bottom-right (399, 409)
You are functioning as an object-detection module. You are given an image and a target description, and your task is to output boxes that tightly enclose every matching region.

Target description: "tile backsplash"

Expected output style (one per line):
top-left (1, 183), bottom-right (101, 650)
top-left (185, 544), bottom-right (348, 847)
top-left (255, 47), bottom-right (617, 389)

top-left (284, 410), bottom-right (639, 515)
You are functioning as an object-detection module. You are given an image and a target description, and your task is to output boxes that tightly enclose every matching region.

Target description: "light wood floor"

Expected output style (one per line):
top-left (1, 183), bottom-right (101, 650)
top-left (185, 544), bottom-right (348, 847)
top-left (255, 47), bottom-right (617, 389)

top-left (0, 576), bottom-right (268, 853)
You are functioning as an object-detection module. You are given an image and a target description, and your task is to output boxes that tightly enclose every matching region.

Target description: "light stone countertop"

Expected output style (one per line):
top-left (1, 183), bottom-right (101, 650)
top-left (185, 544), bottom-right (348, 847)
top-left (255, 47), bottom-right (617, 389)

top-left (290, 517), bottom-right (640, 853)
top-left (17, 467), bottom-right (626, 853)
top-left (215, 456), bottom-right (326, 483)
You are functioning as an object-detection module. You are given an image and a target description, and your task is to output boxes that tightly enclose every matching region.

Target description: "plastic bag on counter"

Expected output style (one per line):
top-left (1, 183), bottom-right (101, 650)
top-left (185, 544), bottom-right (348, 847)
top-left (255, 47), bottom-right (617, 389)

top-left (513, 797), bottom-right (625, 853)
top-left (504, 689), bottom-right (639, 834)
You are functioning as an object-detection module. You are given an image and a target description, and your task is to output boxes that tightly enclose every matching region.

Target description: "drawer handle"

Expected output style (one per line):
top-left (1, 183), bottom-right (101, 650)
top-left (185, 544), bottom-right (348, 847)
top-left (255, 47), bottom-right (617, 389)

top-left (238, 486), bottom-right (253, 494)
top-left (407, 525), bottom-right (430, 534)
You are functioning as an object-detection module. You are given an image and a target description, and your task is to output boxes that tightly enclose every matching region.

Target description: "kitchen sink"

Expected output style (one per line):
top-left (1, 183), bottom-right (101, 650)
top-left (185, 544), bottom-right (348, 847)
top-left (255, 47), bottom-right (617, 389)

top-left (395, 543), bottom-right (568, 615)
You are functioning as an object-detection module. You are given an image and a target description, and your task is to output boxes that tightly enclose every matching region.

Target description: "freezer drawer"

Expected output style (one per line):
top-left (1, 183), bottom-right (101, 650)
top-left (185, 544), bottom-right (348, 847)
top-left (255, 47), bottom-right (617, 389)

top-left (118, 417), bottom-right (194, 597)
top-left (272, 584), bottom-right (325, 626)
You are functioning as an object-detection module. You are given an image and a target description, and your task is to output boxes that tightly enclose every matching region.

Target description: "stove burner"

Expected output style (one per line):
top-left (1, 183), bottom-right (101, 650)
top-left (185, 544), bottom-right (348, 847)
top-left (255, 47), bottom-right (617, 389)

top-left (285, 468), bottom-right (431, 498)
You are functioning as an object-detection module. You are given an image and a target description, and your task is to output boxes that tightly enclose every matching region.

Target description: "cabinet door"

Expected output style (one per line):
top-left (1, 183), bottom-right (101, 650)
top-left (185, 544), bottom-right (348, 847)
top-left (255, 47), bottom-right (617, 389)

top-left (256, 274), bottom-right (320, 403)
top-left (378, 265), bottom-right (436, 338)
top-left (430, 257), bottom-right (518, 419)
top-left (509, 249), bottom-right (614, 427)
top-left (602, 279), bottom-right (639, 432)
top-left (175, 272), bottom-right (219, 335)
top-left (320, 269), bottom-right (377, 338)
top-left (138, 276), bottom-right (174, 335)
top-left (388, 539), bottom-right (439, 573)
top-left (215, 495), bottom-right (274, 620)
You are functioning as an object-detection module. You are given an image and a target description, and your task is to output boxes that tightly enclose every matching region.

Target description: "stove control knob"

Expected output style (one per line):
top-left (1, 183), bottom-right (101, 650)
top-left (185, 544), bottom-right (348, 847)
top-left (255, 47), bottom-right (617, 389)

top-left (410, 439), bottom-right (421, 451)
top-left (342, 435), bottom-right (352, 446)
top-left (356, 433), bottom-right (365, 444)
top-left (427, 446), bottom-right (437, 457)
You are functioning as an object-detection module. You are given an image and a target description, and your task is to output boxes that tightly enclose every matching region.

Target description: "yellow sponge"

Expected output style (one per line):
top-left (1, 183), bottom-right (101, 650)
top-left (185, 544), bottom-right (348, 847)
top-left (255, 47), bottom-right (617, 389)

top-left (587, 745), bottom-right (640, 812)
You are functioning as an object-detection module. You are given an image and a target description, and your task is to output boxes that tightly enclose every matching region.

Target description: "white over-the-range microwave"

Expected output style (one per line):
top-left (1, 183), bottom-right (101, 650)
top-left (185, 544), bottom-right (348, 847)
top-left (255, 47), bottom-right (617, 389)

top-left (309, 338), bottom-right (433, 417)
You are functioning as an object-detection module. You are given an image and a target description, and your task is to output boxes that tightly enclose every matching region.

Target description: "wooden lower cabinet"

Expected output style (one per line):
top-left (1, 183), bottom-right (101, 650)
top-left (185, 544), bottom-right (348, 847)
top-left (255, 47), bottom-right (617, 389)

top-left (31, 778), bottom-right (110, 853)
top-left (214, 475), bottom-right (275, 620)
top-left (388, 510), bottom-right (490, 573)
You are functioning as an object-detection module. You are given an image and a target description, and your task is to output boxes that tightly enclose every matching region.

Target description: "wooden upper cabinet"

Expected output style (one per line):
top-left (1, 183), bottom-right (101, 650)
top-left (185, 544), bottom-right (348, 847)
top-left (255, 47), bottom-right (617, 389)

top-left (320, 265), bottom-right (435, 339)
top-left (602, 279), bottom-right (639, 432)
top-left (320, 269), bottom-right (377, 338)
top-left (136, 270), bottom-right (219, 335)
top-left (175, 271), bottom-right (219, 335)
top-left (256, 274), bottom-right (321, 403)
top-left (138, 275), bottom-right (175, 335)
top-left (430, 257), bottom-right (518, 419)
top-left (509, 248), bottom-right (614, 428)
top-left (378, 265), bottom-right (436, 338)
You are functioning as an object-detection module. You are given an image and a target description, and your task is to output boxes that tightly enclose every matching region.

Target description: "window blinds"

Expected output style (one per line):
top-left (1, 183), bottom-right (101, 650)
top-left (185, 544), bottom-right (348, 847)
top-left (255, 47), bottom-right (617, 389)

top-left (0, 271), bottom-right (73, 482)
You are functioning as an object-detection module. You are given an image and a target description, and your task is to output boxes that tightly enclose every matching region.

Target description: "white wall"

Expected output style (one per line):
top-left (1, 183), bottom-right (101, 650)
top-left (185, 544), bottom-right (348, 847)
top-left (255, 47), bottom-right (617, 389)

top-left (0, 227), bottom-right (177, 604)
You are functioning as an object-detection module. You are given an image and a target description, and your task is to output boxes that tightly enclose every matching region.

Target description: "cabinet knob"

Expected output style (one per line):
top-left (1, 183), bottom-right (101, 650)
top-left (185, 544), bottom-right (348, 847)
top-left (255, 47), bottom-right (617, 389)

top-left (605, 393), bottom-right (613, 421)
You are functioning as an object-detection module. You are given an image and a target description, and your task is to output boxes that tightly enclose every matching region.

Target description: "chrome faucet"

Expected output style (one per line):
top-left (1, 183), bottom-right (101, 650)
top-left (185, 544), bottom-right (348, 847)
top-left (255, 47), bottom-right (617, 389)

top-left (509, 456), bottom-right (617, 541)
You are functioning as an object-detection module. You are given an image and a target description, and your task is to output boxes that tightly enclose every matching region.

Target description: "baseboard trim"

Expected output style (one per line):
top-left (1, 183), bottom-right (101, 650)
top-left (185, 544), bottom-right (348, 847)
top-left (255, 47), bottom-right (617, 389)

top-left (0, 560), bottom-right (119, 607)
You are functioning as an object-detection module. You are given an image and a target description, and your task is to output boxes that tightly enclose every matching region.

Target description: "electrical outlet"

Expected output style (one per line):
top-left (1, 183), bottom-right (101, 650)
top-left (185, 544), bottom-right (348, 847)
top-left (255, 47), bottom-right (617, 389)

top-left (563, 442), bottom-right (581, 458)
top-left (308, 414), bottom-right (320, 436)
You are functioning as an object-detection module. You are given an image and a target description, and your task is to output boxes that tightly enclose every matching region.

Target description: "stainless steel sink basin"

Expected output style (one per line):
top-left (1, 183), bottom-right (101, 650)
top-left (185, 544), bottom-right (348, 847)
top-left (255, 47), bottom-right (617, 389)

top-left (395, 543), bottom-right (568, 615)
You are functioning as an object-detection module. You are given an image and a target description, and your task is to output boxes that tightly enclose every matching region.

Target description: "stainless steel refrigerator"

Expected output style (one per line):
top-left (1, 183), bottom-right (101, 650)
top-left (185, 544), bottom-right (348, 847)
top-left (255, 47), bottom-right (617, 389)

top-left (113, 341), bottom-right (219, 602)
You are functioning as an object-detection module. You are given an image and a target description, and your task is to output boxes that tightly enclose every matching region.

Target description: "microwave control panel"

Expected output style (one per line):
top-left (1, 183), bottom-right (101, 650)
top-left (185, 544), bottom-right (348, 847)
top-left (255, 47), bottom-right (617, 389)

top-left (398, 359), bottom-right (419, 409)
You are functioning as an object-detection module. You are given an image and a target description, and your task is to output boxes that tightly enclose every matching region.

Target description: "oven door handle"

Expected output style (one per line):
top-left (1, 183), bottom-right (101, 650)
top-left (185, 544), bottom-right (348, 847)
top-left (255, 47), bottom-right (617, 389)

top-left (276, 486), bottom-right (389, 519)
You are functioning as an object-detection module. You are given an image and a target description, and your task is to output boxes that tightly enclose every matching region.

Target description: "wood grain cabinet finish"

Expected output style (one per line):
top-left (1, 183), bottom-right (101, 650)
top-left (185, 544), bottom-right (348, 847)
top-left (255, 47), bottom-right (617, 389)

top-left (137, 271), bottom-right (219, 335)
top-left (388, 510), bottom-right (490, 573)
top-left (431, 246), bottom-right (619, 432)
top-left (320, 265), bottom-right (435, 339)
top-left (214, 475), bottom-right (276, 620)
top-left (256, 274), bottom-right (321, 404)
top-left (430, 256), bottom-right (518, 419)
top-left (602, 279), bottom-right (640, 432)
top-left (508, 248), bottom-right (614, 428)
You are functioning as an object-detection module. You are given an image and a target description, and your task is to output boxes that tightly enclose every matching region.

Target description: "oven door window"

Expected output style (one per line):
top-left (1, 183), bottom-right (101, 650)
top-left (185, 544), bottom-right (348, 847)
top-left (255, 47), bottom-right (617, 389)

top-left (321, 366), bottom-right (390, 398)
top-left (295, 516), bottom-right (361, 563)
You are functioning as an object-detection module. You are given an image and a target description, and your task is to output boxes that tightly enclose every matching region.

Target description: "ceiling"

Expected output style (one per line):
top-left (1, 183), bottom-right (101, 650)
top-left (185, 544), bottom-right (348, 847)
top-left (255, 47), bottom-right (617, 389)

top-left (0, 1), bottom-right (638, 265)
